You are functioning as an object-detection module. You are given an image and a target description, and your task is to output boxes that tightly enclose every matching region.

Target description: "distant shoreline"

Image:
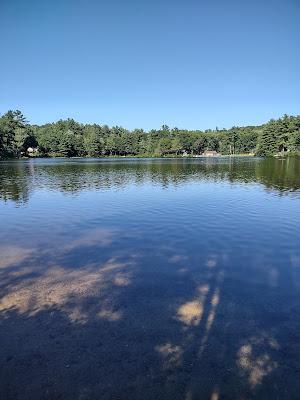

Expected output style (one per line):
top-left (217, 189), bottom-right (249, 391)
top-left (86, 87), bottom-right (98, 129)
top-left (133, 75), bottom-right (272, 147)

top-left (3, 154), bottom-right (300, 162)
top-left (1, 110), bottom-right (300, 160)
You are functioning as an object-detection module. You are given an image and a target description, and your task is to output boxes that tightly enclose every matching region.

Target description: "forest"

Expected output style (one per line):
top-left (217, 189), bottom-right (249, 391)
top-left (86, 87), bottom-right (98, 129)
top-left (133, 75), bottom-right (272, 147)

top-left (0, 110), bottom-right (300, 159)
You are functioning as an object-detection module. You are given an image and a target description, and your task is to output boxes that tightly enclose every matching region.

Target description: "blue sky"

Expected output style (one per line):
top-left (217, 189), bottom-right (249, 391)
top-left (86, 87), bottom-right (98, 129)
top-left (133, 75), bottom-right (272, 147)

top-left (1, 0), bottom-right (299, 130)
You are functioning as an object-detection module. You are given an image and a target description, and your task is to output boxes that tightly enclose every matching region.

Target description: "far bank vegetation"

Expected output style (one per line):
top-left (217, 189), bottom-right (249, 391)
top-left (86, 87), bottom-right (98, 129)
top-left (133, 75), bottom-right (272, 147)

top-left (1, 111), bottom-right (300, 159)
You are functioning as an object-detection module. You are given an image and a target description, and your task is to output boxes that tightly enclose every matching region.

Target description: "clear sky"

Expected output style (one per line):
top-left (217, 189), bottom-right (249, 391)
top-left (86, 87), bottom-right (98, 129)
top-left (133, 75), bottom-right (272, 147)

top-left (1, 0), bottom-right (299, 130)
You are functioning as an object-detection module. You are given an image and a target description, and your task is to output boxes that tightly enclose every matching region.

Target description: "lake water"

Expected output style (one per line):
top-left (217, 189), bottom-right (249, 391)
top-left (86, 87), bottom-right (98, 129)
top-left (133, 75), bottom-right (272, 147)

top-left (0, 157), bottom-right (300, 400)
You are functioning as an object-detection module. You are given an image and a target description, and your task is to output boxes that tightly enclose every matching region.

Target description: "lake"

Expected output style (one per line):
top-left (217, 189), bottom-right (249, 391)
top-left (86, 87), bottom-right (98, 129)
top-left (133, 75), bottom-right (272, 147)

top-left (0, 157), bottom-right (300, 400)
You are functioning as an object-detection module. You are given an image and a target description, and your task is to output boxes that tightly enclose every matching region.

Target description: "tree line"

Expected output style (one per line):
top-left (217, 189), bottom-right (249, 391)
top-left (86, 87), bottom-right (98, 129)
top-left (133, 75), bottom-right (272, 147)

top-left (0, 110), bottom-right (300, 159)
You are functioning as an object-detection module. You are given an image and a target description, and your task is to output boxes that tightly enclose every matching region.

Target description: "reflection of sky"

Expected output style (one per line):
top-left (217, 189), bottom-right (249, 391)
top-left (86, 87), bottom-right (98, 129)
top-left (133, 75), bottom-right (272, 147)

top-left (1, 158), bottom-right (300, 277)
top-left (1, 174), bottom-right (300, 274)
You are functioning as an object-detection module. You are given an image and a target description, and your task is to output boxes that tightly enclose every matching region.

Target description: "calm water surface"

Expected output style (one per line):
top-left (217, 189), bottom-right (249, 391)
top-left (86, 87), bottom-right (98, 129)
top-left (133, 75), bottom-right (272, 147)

top-left (0, 157), bottom-right (300, 400)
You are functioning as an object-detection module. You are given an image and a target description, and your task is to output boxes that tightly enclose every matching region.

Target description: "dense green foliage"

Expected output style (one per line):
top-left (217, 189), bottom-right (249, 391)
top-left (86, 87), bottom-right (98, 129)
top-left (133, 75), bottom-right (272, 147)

top-left (1, 110), bottom-right (300, 158)
top-left (0, 111), bottom-right (37, 158)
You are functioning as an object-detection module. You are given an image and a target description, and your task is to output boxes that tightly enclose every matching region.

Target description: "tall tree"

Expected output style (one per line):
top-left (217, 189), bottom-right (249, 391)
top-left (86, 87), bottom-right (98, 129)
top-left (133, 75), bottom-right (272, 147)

top-left (257, 121), bottom-right (278, 156)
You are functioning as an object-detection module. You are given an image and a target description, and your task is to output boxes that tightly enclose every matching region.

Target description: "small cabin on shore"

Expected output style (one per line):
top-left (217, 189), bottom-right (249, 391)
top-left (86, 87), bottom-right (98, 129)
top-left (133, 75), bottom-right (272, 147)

top-left (27, 147), bottom-right (38, 156)
top-left (202, 150), bottom-right (219, 157)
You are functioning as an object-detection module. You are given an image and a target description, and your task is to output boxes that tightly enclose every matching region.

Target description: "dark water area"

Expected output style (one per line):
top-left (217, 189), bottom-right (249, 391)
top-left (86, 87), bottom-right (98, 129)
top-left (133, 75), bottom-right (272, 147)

top-left (0, 157), bottom-right (300, 400)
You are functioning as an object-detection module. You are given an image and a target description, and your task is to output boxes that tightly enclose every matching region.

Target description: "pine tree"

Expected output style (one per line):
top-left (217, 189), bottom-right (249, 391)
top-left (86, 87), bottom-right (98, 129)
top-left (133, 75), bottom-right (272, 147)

top-left (257, 121), bottom-right (278, 156)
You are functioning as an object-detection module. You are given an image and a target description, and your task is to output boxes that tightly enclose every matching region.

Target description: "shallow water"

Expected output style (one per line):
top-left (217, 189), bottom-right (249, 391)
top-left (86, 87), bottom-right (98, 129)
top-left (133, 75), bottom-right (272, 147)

top-left (0, 157), bottom-right (300, 399)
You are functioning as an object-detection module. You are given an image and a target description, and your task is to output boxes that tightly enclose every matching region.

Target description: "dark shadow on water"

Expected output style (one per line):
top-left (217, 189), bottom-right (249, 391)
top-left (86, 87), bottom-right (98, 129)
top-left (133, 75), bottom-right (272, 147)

top-left (1, 237), bottom-right (300, 400)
